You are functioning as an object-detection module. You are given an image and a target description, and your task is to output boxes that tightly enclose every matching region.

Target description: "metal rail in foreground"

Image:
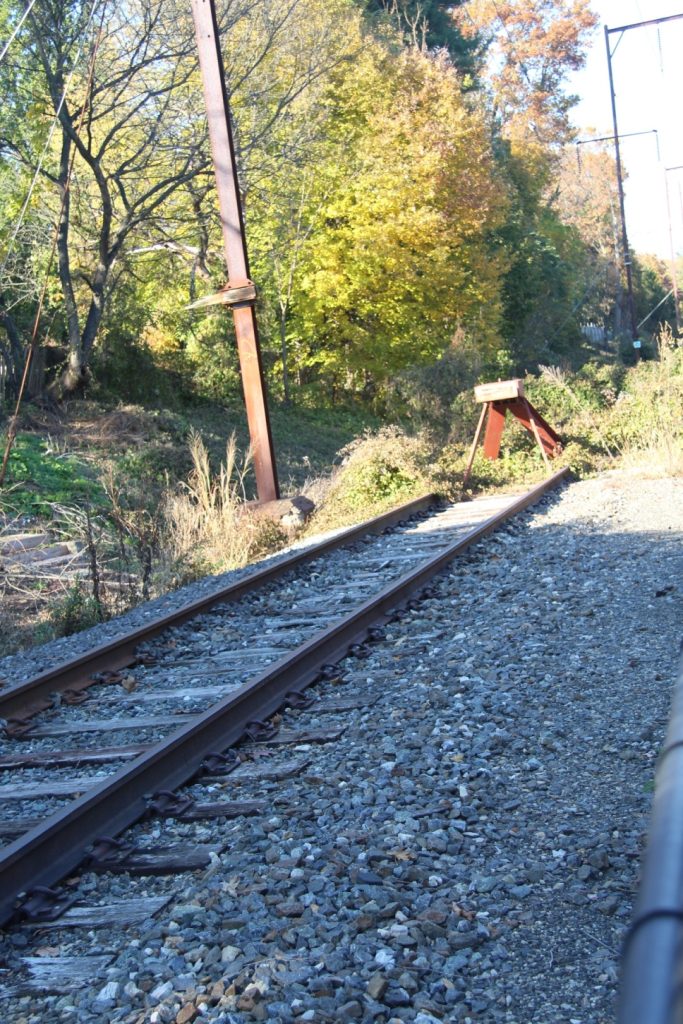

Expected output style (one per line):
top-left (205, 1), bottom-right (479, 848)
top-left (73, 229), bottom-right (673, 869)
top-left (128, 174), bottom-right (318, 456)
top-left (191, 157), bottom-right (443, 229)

top-left (619, 648), bottom-right (683, 1024)
top-left (0, 493), bottom-right (438, 719)
top-left (0, 468), bottom-right (569, 927)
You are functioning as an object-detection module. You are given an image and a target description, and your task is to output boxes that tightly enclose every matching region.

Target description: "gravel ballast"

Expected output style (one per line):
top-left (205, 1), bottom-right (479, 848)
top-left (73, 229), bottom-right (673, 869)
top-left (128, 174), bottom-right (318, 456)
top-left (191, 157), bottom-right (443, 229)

top-left (0, 471), bottom-right (681, 1024)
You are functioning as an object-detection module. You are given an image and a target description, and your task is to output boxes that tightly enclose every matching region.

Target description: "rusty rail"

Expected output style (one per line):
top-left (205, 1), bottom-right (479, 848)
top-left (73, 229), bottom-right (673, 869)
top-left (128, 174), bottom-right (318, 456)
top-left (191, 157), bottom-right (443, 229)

top-left (0, 493), bottom-right (438, 719)
top-left (0, 469), bottom-right (569, 927)
top-left (619, 647), bottom-right (683, 1024)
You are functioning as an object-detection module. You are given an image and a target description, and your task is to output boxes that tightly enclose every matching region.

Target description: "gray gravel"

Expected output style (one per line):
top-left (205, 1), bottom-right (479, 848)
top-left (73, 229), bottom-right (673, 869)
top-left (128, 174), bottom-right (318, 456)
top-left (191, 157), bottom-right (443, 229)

top-left (0, 471), bottom-right (680, 1024)
top-left (0, 495), bottom-right (517, 839)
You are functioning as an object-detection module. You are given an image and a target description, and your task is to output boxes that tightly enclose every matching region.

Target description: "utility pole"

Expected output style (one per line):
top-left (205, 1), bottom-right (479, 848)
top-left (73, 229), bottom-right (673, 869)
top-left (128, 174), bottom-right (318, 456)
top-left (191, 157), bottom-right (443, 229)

top-left (665, 165), bottom-right (683, 334)
top-left (604, 25), bottom-right (638, 350)
top-left (575, 130), bottom-right (657, 344)
top-left (190, 0), bottom-right (279, 503)
top-left (604, 12), bottom-right (683, 358)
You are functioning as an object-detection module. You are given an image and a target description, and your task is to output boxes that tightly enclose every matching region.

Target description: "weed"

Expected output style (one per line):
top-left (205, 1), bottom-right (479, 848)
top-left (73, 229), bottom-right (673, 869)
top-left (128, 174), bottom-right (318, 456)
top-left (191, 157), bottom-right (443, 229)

top-left (161, 431), bottom-right (285, 578)
top-left (0, 433), bottom-right (105, 517)
top-left (48, 582), bottom-right (103, 637)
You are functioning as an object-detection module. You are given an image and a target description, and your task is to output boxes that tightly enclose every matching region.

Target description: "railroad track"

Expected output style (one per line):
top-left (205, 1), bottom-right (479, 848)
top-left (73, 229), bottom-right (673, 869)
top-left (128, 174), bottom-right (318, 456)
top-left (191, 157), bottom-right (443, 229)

top-left (0, 469), bottom-right (568, 938)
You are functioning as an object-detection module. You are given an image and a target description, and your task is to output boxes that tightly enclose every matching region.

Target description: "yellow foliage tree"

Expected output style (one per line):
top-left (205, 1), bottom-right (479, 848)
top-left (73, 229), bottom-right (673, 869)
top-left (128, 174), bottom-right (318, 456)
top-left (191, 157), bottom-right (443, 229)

top-left (292, 45), bottom-right (508, 390)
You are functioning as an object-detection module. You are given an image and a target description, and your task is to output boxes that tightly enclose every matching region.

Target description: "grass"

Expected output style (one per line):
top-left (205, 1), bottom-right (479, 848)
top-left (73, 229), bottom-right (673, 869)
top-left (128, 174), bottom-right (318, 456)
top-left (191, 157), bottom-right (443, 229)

top-left (1, 337), bottom-right (681, 659)
top-left (161, 431), bottom-right (286, 579)
top-left (0, 433), bottom-right (107, 517)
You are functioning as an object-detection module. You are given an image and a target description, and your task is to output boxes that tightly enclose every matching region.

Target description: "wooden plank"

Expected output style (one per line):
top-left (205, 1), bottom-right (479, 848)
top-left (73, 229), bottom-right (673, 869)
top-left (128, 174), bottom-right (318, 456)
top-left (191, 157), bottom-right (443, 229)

top-left (0, 954), bottom-right (113, 997)
top-left (178, 799), bottom-right (266, 820)
top-left (89, 843), bottom-right (223, 875)
top-left (0, 816), bottom-right (42, 838)
top-left (23, 895), bottom-right (171, 929)
top-left (26, 714), bottom-right (197, 737)
top-left (0, 743), bottom-right (150, 770)
top-left (116, 685), bottom-right (233, 704)
top-left (316, 696), bottom-right (380, 713)
top-left (169, 647), bottom-right (288, 668)
top-left (0, 776), bottom-right (108, 800)
top-left (474, 378), bottom-right (524, 402)
top-left (255, 726), bottom-right (344, 745)
top-left (210, 758), bottom-right (310, 784)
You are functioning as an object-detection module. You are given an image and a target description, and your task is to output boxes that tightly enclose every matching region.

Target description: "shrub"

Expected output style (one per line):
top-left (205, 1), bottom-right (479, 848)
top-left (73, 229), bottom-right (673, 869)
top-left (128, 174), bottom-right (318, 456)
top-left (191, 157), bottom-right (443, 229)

top-left (306, 427), bottom-right (435, 533)
top-left (602, 332), bottom-right (683, 472)
top-left (48, 583), bottom-right (103, 637)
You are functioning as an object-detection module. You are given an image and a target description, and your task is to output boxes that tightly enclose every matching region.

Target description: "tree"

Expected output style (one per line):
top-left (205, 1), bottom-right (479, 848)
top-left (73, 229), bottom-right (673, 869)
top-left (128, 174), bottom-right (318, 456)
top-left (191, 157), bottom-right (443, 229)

top-left (456, 0), bottom-right (598, 151)
top-left (552, 144), bottom-right (623, 333)
top-left (0, 0), bottom-right (207, 394)
top-left (364, 0), bottom-right (480, 74)
top-left (288, 45), bottom-right (507, 394)
top-left (0, 0), bottom-right (356, 397)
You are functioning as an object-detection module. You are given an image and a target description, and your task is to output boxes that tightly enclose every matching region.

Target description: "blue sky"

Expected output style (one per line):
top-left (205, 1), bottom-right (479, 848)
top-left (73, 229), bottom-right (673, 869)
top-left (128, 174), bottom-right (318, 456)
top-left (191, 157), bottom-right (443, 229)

top-left (567, 0), bottom-right (683, 259)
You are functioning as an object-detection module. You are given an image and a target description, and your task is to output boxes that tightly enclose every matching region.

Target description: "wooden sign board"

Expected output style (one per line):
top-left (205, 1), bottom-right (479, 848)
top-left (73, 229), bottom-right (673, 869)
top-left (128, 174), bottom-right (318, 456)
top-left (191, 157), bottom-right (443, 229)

top-left (474, 378), bottom-right (525, 403)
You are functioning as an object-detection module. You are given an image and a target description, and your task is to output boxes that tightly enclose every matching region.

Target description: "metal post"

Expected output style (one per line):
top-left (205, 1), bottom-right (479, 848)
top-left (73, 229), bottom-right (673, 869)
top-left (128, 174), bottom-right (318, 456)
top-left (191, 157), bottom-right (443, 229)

top-left (462, 403), bottom-right (488, 488)
top-left (665, 166), bottom-right (682, 335)
top-left (190, 0), bottom-right (279, 502)
top-left (604, 25), bottom-right (639, 349)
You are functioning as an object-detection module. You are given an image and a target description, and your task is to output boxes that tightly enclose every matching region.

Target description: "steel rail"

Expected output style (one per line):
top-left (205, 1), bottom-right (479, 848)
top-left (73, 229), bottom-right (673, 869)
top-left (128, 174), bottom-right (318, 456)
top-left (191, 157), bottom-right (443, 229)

top-left (0, 468), bottom-right (569, 927)
top-left (618, 647), bottom-right (683, 1024)
top-left (0, 493), bottom-right (438, 719)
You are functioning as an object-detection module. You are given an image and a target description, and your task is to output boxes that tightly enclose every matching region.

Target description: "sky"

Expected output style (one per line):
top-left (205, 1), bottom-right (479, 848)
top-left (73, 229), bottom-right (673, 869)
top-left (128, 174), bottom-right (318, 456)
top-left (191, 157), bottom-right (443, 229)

top-left (567, 0), bottom-right (683, 259)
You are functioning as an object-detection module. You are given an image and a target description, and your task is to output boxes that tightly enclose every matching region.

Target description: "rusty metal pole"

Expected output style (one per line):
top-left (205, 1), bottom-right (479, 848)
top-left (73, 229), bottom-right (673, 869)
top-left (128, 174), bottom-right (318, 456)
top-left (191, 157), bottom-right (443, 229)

top-left (190, 0), bottom-right (279, 502)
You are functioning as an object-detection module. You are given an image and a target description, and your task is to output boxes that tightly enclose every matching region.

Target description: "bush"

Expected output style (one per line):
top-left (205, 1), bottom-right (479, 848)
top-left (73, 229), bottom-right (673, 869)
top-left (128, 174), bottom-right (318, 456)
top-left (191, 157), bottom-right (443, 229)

top-left (384, 345), bottom-right (482, 440)
top-left (48, 583), bottom-right (103, 637)
top-left (603, 334), bottom-right (683, 470)
top-left (306, 427), bottom-right (435, 533)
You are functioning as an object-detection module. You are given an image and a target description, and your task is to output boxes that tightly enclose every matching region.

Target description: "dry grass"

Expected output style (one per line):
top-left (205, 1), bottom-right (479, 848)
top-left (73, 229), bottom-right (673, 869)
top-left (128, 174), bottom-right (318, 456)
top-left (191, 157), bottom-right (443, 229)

top-left (161, 431), bottom-right (285, 578)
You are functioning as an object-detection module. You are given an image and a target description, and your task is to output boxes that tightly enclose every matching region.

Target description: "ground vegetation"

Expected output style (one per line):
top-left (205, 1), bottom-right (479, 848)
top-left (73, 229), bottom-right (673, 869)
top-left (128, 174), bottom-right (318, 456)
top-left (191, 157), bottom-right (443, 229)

top-left (1, 0), bottom-right (681, 654)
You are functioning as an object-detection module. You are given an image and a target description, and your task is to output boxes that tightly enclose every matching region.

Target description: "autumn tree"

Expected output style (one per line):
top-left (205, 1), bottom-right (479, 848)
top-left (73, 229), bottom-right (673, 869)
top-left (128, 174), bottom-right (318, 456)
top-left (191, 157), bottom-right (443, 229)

top-left (451, 0), bottom-right (600, 368)
top-left (456, 0), bottom-right (598, 152)
top-left (0, 0), bottom-right (357, 398)
top-left (284, 45), bottom-right (507, 394)
top-left (552, 144), bottom-right (624, 333)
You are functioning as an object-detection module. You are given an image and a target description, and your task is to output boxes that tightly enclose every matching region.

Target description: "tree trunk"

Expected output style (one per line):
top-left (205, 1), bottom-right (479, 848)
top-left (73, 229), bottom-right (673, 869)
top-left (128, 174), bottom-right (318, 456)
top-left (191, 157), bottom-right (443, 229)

top-left (279, 302), bottom-right (291, 404)
top-left (0, 300), bottom-right (24, 397)
top-left (56, 132), bottom-right (85, 393)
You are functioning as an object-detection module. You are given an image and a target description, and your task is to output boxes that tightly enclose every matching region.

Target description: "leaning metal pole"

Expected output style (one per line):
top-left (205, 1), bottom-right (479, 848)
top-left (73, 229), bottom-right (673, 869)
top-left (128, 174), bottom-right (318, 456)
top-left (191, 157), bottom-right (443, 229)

top-left (604, 24), bottom-right (638, 346)
top-left (665, 166), bottom-right (682, 335)
top-left (190, 0), bottom-right (279, 502)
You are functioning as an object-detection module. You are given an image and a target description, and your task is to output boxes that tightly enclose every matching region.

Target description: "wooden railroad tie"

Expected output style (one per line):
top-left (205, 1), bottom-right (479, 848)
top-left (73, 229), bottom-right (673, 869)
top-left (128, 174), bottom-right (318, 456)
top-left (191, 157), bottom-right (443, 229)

top-left (464, 378), bottom-right (562, 485)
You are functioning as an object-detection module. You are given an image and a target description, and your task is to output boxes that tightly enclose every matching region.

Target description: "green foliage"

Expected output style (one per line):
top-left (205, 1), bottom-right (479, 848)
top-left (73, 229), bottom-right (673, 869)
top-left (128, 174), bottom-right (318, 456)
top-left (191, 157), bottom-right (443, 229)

top-left (0, 433), bottom-right (105, 516)
top-left (308, 427), bottom-right (434, 532)
top-left (602, 339), bottom-right (683, 455)
top-left (384, 339), bottom-right (481, 441)
top-left (363, 0), bottom-right (480, 74)
top-left (288, 47), bottom-right (507, 390)
top-left (47, 583), bottom-right (103, 638)
top-left (0, 0), bottom-right (628, 418)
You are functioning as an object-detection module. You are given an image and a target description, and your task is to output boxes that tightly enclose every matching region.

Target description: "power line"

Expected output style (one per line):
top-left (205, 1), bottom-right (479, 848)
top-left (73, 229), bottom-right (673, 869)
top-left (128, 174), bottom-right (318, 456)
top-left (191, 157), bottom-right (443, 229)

top-left (0, 0), bottom-right (37, 65)
top-left (0, 0), bottom-right (101, 281)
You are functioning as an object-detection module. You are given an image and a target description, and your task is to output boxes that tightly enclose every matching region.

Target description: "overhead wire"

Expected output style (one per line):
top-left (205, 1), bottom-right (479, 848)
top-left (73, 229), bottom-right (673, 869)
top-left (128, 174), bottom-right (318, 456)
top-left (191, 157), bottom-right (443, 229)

top-left (0, 0), bottom-right (101, 281)
top-left (0, 1), bottom-right (104, 486)
top-left (0, 0), bottom-right (37, 64)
